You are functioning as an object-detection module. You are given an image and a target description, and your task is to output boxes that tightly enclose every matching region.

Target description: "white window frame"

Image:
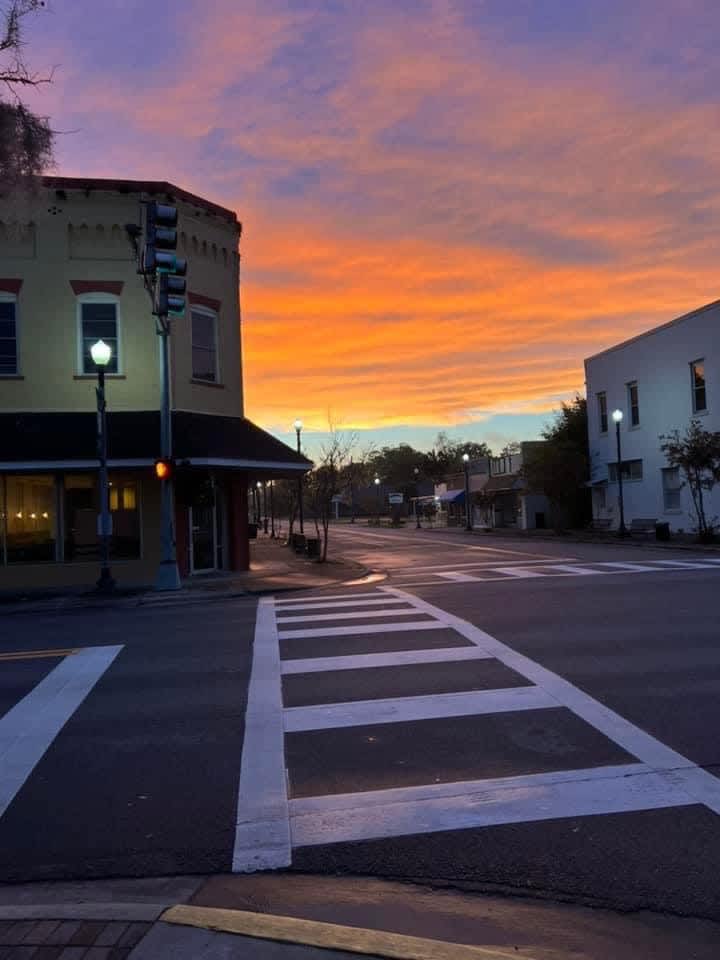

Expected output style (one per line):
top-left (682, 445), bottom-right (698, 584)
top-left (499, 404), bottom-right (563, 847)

top-left (76, 293), bottom-right (122, 376)
top-left (661, 466), bottom-right (682, 513)
top-left (690, 358), bottom-right (707, 413)
top-left (597, 391), bottom-right (608, 434)
top-left (0, 292), bottom-right (19, 377)
top-left (627, 381), bottom-right (639, 427)
top-left (190, 305), bottom-right (220, 383)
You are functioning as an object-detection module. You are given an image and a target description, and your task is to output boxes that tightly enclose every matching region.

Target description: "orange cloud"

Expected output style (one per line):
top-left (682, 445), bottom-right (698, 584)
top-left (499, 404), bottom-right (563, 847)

top-left (31, 0), bottom-right (720, 438)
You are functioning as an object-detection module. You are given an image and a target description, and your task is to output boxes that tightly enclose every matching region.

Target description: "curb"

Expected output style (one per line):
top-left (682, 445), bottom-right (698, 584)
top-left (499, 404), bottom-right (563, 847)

top-left (161, 904), bottom-right (533, 960)
top-left (0, 901), bottom-right (163, 922)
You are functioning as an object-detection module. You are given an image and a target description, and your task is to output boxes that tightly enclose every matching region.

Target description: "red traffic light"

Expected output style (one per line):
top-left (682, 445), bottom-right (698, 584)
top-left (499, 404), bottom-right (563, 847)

top-left (154, 458), bottom-right (173, 480)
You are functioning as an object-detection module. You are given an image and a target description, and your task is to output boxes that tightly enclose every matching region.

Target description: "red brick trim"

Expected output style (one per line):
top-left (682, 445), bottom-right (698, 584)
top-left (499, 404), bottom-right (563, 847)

top-left (188, 291), bottom-right (221, 312)
top-left (70, 280), bottom-right (124, 296)
top-left (0, 279), bottom-right (23, 294)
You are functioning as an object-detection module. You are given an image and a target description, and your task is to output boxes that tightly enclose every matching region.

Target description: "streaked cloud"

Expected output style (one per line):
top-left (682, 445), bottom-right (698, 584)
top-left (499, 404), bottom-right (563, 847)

top-left (23, 0), bottom-right (720, 447)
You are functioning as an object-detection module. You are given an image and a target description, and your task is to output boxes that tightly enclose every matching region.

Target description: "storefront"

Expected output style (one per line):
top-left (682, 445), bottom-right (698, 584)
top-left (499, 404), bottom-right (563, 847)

top-left (0, 410), bottom-right (310, 592)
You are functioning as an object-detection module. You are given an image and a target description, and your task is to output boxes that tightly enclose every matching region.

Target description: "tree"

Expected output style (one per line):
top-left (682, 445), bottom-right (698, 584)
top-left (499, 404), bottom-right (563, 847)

top-left (338, 450), bottom-right (375, 523)
top-left (1, 1), bottom-right (54, 187)
top-left (660, 419), bottom-right (720, 540)
top-left (421, 432), bottom-right (491, 484)
top-left (306, 429), bottom-right (355, 561)
top-left (521, 396), bottom-right (591, 530)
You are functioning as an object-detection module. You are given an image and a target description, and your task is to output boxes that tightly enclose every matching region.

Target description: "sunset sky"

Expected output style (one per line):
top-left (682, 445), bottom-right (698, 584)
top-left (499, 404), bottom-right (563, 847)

top-left (24, 0), bottom-right (720, 457)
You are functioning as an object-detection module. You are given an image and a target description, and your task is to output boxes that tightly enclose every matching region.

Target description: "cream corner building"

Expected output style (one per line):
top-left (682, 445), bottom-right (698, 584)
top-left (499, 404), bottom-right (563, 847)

top-left (0, 177), bottom-right (309, 589)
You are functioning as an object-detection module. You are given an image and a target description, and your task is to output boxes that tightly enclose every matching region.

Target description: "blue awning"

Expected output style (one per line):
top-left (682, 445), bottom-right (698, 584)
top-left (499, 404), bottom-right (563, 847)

top-left (437, 489), bottom-right (465, 504)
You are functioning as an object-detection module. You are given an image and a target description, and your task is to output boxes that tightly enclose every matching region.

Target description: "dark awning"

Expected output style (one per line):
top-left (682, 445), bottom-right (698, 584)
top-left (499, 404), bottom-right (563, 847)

top-left (437, 489), bottom-right (465, 504)
top-left (0, 411), bottom-right (312, 475)
top-left (482, 475), bottom-right (519, 494)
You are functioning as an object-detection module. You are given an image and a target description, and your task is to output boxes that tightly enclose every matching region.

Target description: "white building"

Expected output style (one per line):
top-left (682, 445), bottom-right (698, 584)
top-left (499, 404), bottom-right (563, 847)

top-left (584, 300), bottom-right (718, 533)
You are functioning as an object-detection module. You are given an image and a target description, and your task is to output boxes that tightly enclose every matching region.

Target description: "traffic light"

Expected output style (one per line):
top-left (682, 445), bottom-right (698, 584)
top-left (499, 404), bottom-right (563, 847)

top-left (154, 270), bottom-right (187, 317)
top-left (154, 458), bottom-right (174, 480)
top-left (141, 202), bottom-right (187, 317)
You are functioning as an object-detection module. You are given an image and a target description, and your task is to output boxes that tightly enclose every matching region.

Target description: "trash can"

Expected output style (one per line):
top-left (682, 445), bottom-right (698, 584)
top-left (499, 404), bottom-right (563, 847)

top-left (306, 537), bottom-right (321, 559)
top-left (655, 522), bottom-right (670, 541)
top-left (248, 522), bottom-right (258, 540)
top-left (292, 533), bottom-right (306, 554)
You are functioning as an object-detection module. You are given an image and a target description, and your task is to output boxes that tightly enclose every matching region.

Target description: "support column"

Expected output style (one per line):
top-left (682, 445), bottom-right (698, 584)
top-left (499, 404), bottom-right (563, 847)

top-left (229, 472), bottom-right (250, 571)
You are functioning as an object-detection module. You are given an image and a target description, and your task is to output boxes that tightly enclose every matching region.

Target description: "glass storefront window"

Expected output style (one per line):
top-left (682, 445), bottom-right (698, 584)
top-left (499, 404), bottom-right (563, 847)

top-left (64, 474), bottom-right (99, 562)
top-left (109, 477), bottom-right (141, 559)
top-left (5, 475), bottom-right (57, 563)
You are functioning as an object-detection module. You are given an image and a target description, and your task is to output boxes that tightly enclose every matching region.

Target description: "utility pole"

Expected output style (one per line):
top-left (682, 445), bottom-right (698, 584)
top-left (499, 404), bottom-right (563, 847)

top-left (126, 203), bottom-right (187, 590)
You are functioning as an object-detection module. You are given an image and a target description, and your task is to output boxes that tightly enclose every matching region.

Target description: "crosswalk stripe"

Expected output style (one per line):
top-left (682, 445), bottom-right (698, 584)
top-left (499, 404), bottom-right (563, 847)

top-left (289, 764), bottom-right (694, 847)
top-left (277, 620), bottom-right (446, 640)
top-left (492, 566), bottom-right (546, 578)
top-left (542, 564), bottom-right (601, 576)
top-left (280, 646), bottom-right (493, 675)
top-left (383, 585), bottom-right (720, 814)
top-left (283, 685), bottom-right (555, 732)
top-left (274, 597), bottom-right (408, 612)
top-left (276, 608), bottom-right (419, 624)
top-left (0, 645), bottom-right (123, 820)
top-left (275, 591), bottom-right (385, 606)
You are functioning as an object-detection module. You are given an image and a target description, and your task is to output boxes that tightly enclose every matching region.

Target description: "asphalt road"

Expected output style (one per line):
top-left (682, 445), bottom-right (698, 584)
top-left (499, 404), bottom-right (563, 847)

top-left (1, 525), bottom-right (720, 925)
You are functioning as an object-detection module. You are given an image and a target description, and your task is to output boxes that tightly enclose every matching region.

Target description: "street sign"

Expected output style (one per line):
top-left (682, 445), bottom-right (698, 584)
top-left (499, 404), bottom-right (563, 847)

top-left (388, 493), bottom-right (404, 504)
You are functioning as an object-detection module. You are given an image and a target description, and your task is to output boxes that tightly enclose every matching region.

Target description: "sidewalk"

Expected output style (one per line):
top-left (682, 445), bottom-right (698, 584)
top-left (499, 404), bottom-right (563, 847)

top-left (0, 536), bottom-right (376, 616)
top-left (0, 872), bottom-right (717, 960)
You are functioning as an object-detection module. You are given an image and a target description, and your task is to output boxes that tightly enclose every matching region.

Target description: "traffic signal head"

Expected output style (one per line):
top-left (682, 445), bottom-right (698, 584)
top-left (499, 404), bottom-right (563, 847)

top-left (142, 203), bottom-right (186, 277)
top-left (154, 458), bottom-right (174, 480)
top-left (154, 272), bottom-right (186, 317)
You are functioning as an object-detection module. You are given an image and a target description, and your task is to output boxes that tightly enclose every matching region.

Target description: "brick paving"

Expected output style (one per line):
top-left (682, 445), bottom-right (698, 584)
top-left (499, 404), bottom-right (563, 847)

top-left (0, 920), bottom-right (152, 958)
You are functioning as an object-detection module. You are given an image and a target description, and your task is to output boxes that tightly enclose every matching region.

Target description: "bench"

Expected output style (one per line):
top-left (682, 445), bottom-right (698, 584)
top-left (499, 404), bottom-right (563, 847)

top-left (589, 518), bottom-right (613, 532)
top-left (630, 518), bottom-right (657, 537)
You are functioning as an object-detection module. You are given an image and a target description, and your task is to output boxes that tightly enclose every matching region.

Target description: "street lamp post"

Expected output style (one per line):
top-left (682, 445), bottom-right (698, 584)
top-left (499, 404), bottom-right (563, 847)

top-left (90, 339), bottom-right (115, 593)
top-left (462, 453), bottom-right (472, 532)
top-left (612, 409), bottom-right (628, 537)
top-left (414, 466), bottom-right (421, 528)
top-left (294, 419), bottom-right (305, 535)
top-left (269, 481), bottom-right (276, 538)
top-left (374, 476), bottom-right (381, 524)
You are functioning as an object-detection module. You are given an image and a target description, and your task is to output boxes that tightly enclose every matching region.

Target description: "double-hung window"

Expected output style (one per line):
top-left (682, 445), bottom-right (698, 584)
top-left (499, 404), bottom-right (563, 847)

top-left (191, 308), bottom-right (219, 382)
top-left (691, 360), bottom-right (707, 413)
top-left (627, 381), bottom-right (639, 426)
top-left (78, 297), bottom-right (119, 374)
top-left (661, 467), bottom-right (681, 511)
top-left (597, 392), bottom-right (608, 433)
top-left (0, 296), bottom-right (18, 375)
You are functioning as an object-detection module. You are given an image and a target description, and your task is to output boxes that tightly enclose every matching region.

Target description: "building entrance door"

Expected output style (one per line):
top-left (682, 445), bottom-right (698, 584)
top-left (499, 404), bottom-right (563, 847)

top-left (190, 504), bottom-right (216, 573)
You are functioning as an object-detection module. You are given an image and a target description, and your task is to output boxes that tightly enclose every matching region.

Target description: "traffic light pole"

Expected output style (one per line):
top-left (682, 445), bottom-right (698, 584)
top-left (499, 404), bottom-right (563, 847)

top-left (156, 315), bottom-right (181, 590)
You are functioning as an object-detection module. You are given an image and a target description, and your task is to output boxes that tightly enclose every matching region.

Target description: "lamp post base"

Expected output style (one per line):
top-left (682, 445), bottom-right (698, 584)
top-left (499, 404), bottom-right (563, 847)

top-left (155, 561), bottom-right (181, 591)
top-left (96, 567), bottom-right (116, 593)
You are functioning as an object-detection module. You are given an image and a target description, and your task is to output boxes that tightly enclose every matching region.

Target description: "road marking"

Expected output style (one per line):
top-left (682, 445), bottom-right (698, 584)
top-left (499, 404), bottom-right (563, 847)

top-left (601, 561), bottom-right (661, 572)
top-left (283, 686), bottom-right (554, 732)
top-left (542, 564), bottom-right (600, 576)
top-left (391, 557), bottom-right (581, 574)
top-left (331, 527), bottom-right (553, 557)
top-left (436, 572), bottom-right (482, 582)
top-left (233, 596), bottom-right (291, 872)
top-left (0, 648), bottom-right (77, 662)
top-left (492, 566), bottom-right (546, 578)
top-left (280, 646), bottom-right (493, 675)
top-left (274, 597), bottom-right (409, 612)
top-left (0, 645), bottom-right (122, 820)
top-left (277, 620), bottom-right (446, 640)
top-left (653, 558), bottom-right (719, 569)
top-left (382, 586), bottom-right (720, 815)
top-left (276, 608), bottom-right (420, 624)
top-left (290, 763), bottom-right (695, 847)
top-left (275, 591), bottom-right (386, 605)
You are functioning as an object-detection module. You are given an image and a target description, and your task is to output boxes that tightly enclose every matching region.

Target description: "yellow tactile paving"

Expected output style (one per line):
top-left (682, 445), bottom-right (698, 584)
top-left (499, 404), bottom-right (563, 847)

top-left (162, 904), bottom-right (535, 960)
top-left (0, 649), bottom-right (77, 662)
